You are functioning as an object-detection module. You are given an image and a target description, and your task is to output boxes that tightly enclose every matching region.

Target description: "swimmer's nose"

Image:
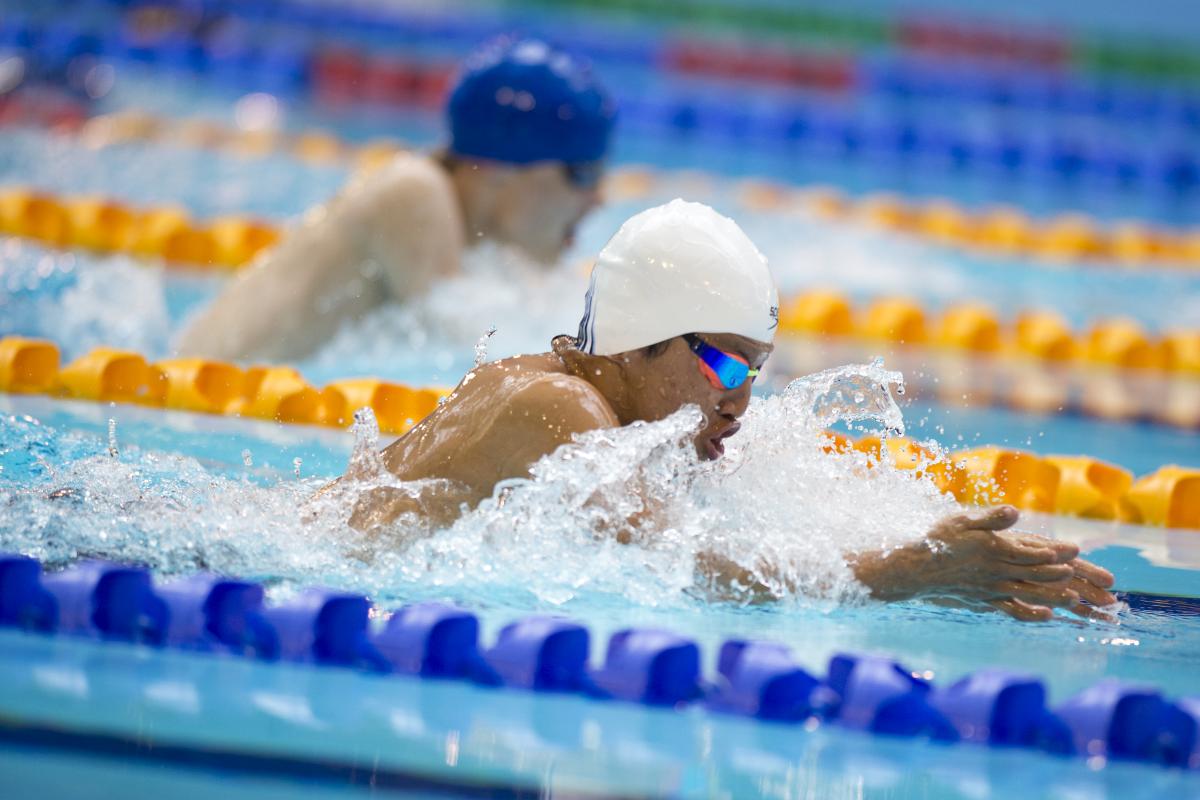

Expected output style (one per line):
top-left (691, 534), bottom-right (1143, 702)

top-left (718, 382), bottom-right (753, 418)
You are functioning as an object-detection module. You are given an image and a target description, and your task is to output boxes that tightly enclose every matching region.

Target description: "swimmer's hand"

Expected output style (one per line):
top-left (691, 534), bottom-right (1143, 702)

top-left (851, 505), bottom-right (1117, 622)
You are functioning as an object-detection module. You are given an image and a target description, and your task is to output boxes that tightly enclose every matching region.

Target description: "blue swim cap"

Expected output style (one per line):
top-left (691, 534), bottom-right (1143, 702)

top-left (448, 38), bottom-right (616, 166)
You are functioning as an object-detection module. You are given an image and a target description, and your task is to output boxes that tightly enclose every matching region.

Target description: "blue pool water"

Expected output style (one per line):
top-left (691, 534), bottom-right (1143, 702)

top-left (3, 9), bottom-right (1200, 795)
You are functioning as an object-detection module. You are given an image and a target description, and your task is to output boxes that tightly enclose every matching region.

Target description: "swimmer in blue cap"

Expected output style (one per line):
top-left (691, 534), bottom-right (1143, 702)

top-left (177, 37), bottom-right (616, 361)
top-left (332, 200), bottom-right (1116, 621)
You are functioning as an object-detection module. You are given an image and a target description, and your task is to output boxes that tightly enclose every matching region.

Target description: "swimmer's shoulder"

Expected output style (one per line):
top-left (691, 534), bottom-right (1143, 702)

top-left (497, 364), bottom-right (619, 435)
top-left (352, 152), bottom-right (454, 208)
top-left (344, 152), bottom-right (463, 255)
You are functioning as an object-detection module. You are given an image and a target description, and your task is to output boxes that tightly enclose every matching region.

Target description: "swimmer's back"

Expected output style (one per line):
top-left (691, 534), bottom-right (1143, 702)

top-left (175, 152), bottom-right (463, 362)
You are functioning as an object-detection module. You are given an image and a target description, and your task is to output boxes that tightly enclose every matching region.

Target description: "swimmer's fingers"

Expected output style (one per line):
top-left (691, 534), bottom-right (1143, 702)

top-left (997, 562), bottom-right (1075, 583)
top-left (956, 505), bottom-right (1019, 532)
top-left (1071, 558), bottom-right (1116, 590)
top-left (991, 580), bottom-right (1079, 610)
top-left (1066, 598), bottom-right (1119, 623)
top-left (989, 598), bottom-right (1054, 623)
top-left (985, 534), bottom-right (1060, 566)
top-left (1000, 532), bottom-right (1080, 564)
top-left (1069, 575), bottom-right (1118, 608)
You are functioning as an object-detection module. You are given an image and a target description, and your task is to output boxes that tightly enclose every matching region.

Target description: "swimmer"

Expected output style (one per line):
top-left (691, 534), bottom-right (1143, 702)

top-left (176, 37), bottom-right (615, 361)
top-left (336, 199), bottom-right (1116, 621)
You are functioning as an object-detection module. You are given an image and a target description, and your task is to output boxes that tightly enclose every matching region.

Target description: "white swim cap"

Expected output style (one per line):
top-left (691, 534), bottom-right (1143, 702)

top-left (577, 199), bottom-right (779, 355)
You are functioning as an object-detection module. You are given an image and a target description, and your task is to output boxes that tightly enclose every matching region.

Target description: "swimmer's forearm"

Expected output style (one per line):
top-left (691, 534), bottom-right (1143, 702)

top-left (696, 546), bottom-right (929, 603)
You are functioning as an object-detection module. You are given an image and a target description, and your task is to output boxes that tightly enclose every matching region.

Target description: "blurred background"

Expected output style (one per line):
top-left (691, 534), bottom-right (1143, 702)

top-left (3, 0), bottom-right (1200, 221)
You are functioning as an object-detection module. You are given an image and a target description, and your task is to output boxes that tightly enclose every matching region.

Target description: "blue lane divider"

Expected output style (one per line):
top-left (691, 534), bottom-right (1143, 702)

top-left (0, 555), bottom-right (56, 632)
top-left (1056, 680), bottom-right (1198, 767)
top-left (40, 560), bottom-right (169, 645)
top-left (375, 601), bottom-right (497, 683)
top-left (1, 553), bottom-right (1198, 771)
top-left (4, 0), bottom-right (1200, 192)
top-left (484, 616), bottom-right (592, 692)
top-left (928, 668), bottom-right (1073, 753)
top-left (156, 573), bottom-right (275, 655)
top-left (590, 628), bottom-right (704, 706)
top-left (824, 653), bottom-right (959, 741)
top-left (707, 640), bottom-right (827, 721)
top-left (260, 589), bottom-right (390, 671)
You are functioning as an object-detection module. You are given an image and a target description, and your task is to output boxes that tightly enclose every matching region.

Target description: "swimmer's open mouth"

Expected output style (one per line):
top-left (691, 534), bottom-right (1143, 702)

top-left (703, 421), bottom-right (741, 460)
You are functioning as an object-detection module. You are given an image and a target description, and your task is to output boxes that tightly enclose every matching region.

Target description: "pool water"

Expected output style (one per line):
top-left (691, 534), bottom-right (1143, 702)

top-left (2, 8), bottom-right (1200, 797)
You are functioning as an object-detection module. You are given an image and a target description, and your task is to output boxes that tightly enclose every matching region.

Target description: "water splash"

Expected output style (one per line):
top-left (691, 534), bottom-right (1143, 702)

top-left (784, 360), bottom-right (906, 436)
top-left (106, 419), bottom-right (119, 459)
top-left (345, 407), bottom-right (386, 480)
top-left (0, 362), bottom-right (956, 610)
top-left (473, 326), bottom-right (498, 367)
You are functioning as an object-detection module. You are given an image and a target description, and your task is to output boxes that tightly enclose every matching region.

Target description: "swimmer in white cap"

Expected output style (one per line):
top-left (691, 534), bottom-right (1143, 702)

top-left (336, 199), bottom-right (1115, 621)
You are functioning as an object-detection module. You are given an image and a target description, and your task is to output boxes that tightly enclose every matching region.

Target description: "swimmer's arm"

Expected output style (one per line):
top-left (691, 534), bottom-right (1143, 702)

top-left (174, 158), bottom-right (460, 361)
top-left (848, 506), bottom-right (1116, 621)
top-left (174, 192), bottom-right (377, 361)
top-left (357, 156), bottom-right (463, 301)
top-left (694, 507), bottom-right (1116, 620)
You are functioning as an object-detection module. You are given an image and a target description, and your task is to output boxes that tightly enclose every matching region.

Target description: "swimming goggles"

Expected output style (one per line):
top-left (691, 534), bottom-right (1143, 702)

top-left (563, 160), bottom-right (604, 190)
top-left (683, 334), bottom-right (760, 390)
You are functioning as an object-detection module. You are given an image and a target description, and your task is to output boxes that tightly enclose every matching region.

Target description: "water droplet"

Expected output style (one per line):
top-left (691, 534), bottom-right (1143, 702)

top-left (107, 419), bottom-right (118, 459)
top-left (241, 449), bottom-right (253, 468)
top-left (473, 325), bottom-right (498, 367)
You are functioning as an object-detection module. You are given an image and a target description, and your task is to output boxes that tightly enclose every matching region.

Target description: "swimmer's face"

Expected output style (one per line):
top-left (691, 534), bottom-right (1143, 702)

top-left (498, 162), bottom-right (602, 262)
top-left (615, 333), bottom-right (773, 461)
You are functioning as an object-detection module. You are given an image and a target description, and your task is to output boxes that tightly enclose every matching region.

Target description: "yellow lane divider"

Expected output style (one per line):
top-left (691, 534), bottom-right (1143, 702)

top-left (778, 290), bottom-right (1200, 376)
top-left (66, 110), bottom-right (1200, 270)
top-left (1, 184), bottom-right (1196, 377)
top-left (76, 110), bottom-right (409, 173)
top-left (0, 336), bottom-right (445, 436)
top-left (0, 187), bottom-right (280, 269)
top-left (1, 335), bottom-right (1196, 531)
top-left (822, 432), bottom-right (1200, 531)
top-left (749, 184), bottom-right (1200, 269)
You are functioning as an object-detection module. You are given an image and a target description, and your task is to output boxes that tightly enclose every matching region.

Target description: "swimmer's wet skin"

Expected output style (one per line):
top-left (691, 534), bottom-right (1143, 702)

top-left (175, 37), bottom-right (615, 362)
top-left (335, 200), bottom-right (1117, 622)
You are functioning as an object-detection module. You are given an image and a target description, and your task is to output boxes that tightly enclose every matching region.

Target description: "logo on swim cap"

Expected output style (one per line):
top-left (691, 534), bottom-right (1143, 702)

top-left (577, 271), bottom-right (598, 353)
top-left (448, 37), bottom-right (616, 166)
top-left (578, 200), bottom-right (779, 356)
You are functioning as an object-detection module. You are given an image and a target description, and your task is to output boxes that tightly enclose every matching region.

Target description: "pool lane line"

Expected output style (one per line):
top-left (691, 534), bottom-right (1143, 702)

top-left (4, 557), bottom-right (1200, 772)
top-left (1119, 592), bottom-right (1200, 617)
top-left (0, 717), bottom-right (641, 800)
top-left (14, 108), bottom-right (1200, 271)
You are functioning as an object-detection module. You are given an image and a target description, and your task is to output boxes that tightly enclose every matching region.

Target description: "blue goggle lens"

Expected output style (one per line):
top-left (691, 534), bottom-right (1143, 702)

top-left (685, 335), bottom-right (758, 390)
